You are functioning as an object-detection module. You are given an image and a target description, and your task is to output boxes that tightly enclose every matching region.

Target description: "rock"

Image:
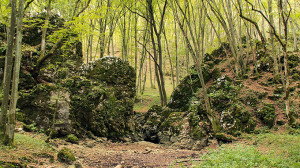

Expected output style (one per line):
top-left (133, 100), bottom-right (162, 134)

top-left (257, 103), bottom-right (276, 128)
top-left (141, 106), bottom-right (209, 150)
top-left (86, 142), bottom-right (95, 148)
top-left (66, 134), bottom-right (79, 144)
top-left (18, 84), bottom-right (73, 136)
top-left (57, 148), bottom-right (76, 164)
top-left (18, 56), bottom-right (137, 140)
top-left (215, 133), bottom-right (234, 142)
top-left (73, 56), bottom-right (136, 138)
top-left (192, 138), bottom-right (208, 150)
top-left (74, 161), bottom-right (83, 168)
top-left (167, 66), bottom-right (210, 110)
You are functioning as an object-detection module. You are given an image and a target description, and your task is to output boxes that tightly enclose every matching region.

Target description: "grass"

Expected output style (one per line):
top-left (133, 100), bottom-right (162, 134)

top-left (134, 74), bottom-right (175, 112)
top-left (174, 129), bottom-right (300, 168)
top-left (0, 132), bottom-right (54, 166)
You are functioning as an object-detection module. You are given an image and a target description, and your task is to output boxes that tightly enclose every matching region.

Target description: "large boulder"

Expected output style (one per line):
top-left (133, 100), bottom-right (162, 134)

top-left (167, 66), bottom-right (210, 111)
top-left (0, 13), bottom-right (83, 89)
top-left (141, 105), bottom-right (209, 150)
top-left (18, 56), bottom-right (137, 139)
top-left (18, 84), bottom-right (73, 136)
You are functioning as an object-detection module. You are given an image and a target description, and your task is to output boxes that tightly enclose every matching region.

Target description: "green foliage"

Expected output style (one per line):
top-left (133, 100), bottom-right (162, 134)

top-left (57, 147), bottom-right (76, 164)
top-left (273, 86), bottom-right (284, 94)
top-left (0, 1), bottom-right (10, 24)
top-left (191, 131), bottom-right (300, 168)
top-left (252, 126), bottom-right (271, 134)
top-left (14, 133), bottom-right (52, 152)
top-left (188, 111), bottom-right (207, 139)
top-left (23, 123), bottom-right (39, 132)
top-left (292, 73), bottom-right (300, 81)
top-left (256, 52), bottom-right (272, 72)
top-left (195, 145), bottom-right (295, 167)
top-left (16, 112), bottom-right (24, 122)
top-left (241, 92), bottom-right (259, 107)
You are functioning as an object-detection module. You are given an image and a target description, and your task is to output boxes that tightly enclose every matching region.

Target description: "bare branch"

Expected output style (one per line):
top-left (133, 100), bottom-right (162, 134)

top-left (24, 0), bottom-right (34, 11)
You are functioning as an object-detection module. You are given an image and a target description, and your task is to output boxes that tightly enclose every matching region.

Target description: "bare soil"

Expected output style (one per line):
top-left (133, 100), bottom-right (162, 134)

top-left (53, 138), bottom-right (209, 168)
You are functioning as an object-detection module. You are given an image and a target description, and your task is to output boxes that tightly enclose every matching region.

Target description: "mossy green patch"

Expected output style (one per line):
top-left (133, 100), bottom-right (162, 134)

top-left (57, 148), bottom-right (76, 164)
top-left (257, 103), bottom-right (276, 128)
top-left (66, 134), bottom-right (79, 144)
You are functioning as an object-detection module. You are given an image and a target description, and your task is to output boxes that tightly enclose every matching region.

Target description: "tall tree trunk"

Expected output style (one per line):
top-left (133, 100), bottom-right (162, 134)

top-left (163, 28), bottom-right (175, 89)
top-left (99, 18), bottom-right (106, 58)
top-left (7, 0), bottom-right (24, 146)
top-left (89, 19), bottom-right (94, 61)
top-left (171, 1), bottom-right (220, 133)
top-left (111, 34), bottom-right (114, 55)
top-left (207, 0), bottom-right (241, 76)
top-left (134, 13), bottom-right (138, 71)
top-left (86, 34), bottom-right (90, 62)
top-left (147, 0), bottom-right (168, 106)
top-left (245, 0), bottom-right (291, 118)
top-left (149, 54), bottom-right (154, 88)
top-left (1, 0), bottom-right (17, 145)
top-left (290, 19), bottom-right (297, 51)
top-left (174, 19), bottom-right (179, 85)
top-left (269, 0), bottom-right (279, 76)
top-left (40, 0), bottom-right (51, 62)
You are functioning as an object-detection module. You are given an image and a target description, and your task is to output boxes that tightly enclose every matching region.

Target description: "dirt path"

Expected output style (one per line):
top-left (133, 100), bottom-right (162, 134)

top-left (57, 139), bottom-right (206, 168)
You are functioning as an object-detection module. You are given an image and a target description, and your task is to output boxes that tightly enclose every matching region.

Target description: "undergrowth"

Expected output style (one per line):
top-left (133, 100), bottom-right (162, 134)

top-left (175, 129), bottom-right (300, 168)
top-left (0, 133), bottom-right (54, 166)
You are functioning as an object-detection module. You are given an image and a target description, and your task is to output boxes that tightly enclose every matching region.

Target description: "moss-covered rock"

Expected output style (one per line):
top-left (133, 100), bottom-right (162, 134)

top-left (17, 56), bottom-right (136, 140)
top-left (220, 104), bottom-right (256, 134)
top-left (18, 83), bottom-right (73, 136)
top-left (141, 105), bottom-right (209, 150)
top-left (57, 148), bottom-right (76, 164)
top-left (167, 65), bottom-right (210, 110)
top-left (288, 54), bottom-right (299, 68)
top-left (215, 133), bottom-right (234, 142)
top-left (256, 52), bottom-right (273, 72)
top-left (66, 134), bottom-right (79, 144)
top-left (257, 103), bottom-right (276, 128)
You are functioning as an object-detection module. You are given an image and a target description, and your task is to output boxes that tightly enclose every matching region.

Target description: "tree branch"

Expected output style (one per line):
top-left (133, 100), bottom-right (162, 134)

top-left (237, 1), bottom-right (266, 50)
top-left (244, 0), bottom-right (284, 48)
top-left (24, 0), bottom-right (34, 11)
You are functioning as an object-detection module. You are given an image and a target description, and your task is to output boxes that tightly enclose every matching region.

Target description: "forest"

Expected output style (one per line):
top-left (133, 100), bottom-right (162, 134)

top-left (0, 0), bottom-right (299, 167)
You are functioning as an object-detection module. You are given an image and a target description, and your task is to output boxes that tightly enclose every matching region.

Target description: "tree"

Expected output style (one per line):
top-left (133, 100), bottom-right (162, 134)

top-left (244, 0), bottom-right (292, 117)
top-left (126, 0), bottom-right (168, 106)
top-left (0, 0), bottom-right (24, 146)
top-left (170, 0), bottom-right (220, 133)
top-left (146, 0), bottom-right (168, 106)
top-left (0, 0), bottom-right (17, 146)
top-left (206, 0), bottom-right (242, 75)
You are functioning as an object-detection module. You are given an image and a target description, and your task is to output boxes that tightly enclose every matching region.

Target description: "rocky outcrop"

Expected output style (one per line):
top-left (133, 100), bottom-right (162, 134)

top-left (18, 56), bottom-right (137, 139)
top-left (141, 105), bottom-right (210, 150)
